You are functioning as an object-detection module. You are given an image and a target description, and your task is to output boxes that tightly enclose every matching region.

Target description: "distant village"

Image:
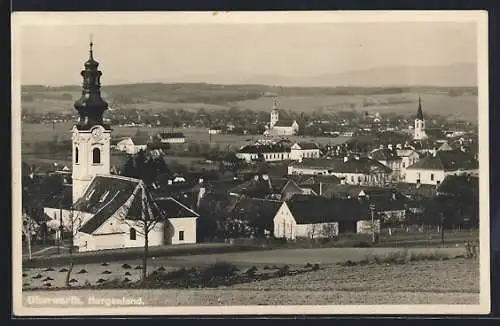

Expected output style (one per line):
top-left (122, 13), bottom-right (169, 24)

top-left (21, 41), bottom-right (480, 253)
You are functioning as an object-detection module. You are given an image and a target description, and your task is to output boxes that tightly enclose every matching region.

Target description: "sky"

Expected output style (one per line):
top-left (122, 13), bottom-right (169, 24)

top-left (18, 20), bottom-right (478, 86)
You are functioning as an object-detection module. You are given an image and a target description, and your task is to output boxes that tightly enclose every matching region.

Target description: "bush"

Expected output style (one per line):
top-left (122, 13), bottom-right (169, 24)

top-left (202, 261), bottom-right (239, 280)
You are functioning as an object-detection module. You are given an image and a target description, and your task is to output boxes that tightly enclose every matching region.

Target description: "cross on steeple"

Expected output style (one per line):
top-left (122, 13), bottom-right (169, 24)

top-left (89, 34), bottom-right (94, 59)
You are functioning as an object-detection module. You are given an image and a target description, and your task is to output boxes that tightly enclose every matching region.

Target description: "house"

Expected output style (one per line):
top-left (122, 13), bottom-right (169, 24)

top-left (157, 132), bottom-right (186, 144)
top-left (396, 148), bottom-right (420, 180)
top-left (70, 174), bottom-right (198, 252)
top-left (288, 155), bottom-right (392, 186)
top-left (113, 137), bottom-right (147, 155)
top-left (273, 195), bottom-right (369, 240)
top-left (236, 144), bottom-right (291, 163)
top-left (405, 149), bottom-right (479, 185)
top-left (227, 197), bottom-right (283, 236)
top-left (369, 146), bottom-right (402, 181)
top-left (154, 197), bottom-right (199, 244)
top-left (290, 142), bottom-right (321, 161)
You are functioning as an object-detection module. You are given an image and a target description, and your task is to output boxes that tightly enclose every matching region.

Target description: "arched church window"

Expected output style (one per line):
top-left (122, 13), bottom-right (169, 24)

top-left (130, 228), bottom-right (136, 240)
top-left (75, 147), bottom-right (79, 164)
top-left (92, 147), bottom-right (101, 164)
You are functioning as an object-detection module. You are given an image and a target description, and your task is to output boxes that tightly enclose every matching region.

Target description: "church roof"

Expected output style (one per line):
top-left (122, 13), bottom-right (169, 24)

top-left (416, 97), bottom-right (424, 120)
top-left (75, 175), bottom-right (164, 234)
top-left (154, 197), bottom-right (199, 218)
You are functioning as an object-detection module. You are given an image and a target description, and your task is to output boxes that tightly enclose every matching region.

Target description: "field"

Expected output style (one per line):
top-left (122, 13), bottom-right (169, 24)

top-left (20, 84), bottom-right (478, 122)
top-left (21, 247), bottom-right (479, 305)
top-left (21, 122), bottom-right (352, 149)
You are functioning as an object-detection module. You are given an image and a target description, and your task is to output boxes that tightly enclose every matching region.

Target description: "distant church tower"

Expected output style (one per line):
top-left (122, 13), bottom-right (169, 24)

top-left (72, 38), bottom-right (111, 203)
top-left (270, 97), bottom-right (279, 128)
top-left (413, 96), bottom-right (428, 140)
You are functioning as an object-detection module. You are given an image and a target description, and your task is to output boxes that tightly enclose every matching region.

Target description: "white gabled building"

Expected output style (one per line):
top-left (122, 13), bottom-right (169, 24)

top-left (114, 137), bottom-right (147, 155)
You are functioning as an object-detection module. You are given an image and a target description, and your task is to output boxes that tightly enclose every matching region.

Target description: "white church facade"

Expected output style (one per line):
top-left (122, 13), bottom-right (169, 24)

top-left (264, 97), bottom-right (299, 136)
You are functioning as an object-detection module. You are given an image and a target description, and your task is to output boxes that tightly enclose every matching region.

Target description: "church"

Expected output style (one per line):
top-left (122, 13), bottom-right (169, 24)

top-left (263, 97), bottom-right (299, 136)
top-left (44, 40), bottom-right (198, 252)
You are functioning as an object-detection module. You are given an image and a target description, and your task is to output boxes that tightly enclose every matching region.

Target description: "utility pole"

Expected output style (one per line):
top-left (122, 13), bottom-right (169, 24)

top-left (58, 204), bottom-right (63, 255)
top-left (440, 211), bottom-right (445, 245)
top-left (369, 203), bottom-right (376, 244)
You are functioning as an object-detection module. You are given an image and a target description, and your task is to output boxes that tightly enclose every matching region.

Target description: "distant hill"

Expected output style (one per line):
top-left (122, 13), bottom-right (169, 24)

top-left (166, 63), bottom-right (477, 87)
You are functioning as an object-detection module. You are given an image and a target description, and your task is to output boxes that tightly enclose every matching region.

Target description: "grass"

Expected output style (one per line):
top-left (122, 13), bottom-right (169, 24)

top-left (22, 256), bottom-right (479, 305)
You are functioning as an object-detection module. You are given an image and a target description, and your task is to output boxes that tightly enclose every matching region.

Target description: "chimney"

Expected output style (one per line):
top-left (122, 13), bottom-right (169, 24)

top-left (392, 192), bottom-right (396, 200)
top-left (197, 187), bottom-right (206, 209)
top-left (344, 156), bottom-right (349, 163)
top-left (168, 179), bottom-right (173, 185)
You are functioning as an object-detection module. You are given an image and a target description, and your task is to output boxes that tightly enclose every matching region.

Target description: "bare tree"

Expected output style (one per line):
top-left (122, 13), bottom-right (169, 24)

top-left (63, 207), bottom-right (84, 286)
top-left (119, 182), bottom-right (165, 282)
top-left (321, 223), bottom-right (339, 240)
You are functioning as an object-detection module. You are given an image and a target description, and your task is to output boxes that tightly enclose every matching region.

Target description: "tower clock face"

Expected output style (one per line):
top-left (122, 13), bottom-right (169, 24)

top-left (91, 127), bottom-right (103, 140)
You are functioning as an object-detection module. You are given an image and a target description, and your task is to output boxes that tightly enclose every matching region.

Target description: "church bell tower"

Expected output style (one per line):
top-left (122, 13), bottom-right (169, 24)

top-left (270, 97), bottom-right (279, 128)
top-left (413, 96), bottom-right (428, 140)
top-left (72, 38), bottom-right (111, 203)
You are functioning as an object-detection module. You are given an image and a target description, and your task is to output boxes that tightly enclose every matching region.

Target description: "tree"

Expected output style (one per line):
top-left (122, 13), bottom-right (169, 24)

top-left (321, 223), bottom-right (339, 240)
top-left (61, 207), bottom-right (84, 287)
top-left (119, 149), bottom-right (170, 281)
top-left (118, 183), bottom-right (166, 281)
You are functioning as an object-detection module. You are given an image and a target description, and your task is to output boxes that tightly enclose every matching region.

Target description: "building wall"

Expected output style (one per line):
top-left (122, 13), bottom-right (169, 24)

top-left (405, 168), bottom-right (446, 185)
top-left (295, 222), bottom-right (339, 239)
top-left (237, 151), bottom-right (290, 163)
top-left (162, 138), bottom-right (185, 144)
top-left (273, 203), bottom-right (296, 240)
top-left (356, 220), bottom-right (381, 234)
top-left (72, 125), bottom-right (111, 203)
top-left (414, 119), bottom-right (427, 140)
top-left (288, 166), bottom-right (390, 186)
top-left (268, 126), bottom-right (297, 136)
top-left (290, 148), bottom-right (321, 161)
top-left (166, 217), bottom-right (198, 245)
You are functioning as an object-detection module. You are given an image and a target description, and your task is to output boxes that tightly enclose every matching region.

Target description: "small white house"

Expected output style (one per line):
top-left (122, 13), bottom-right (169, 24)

top-left (115, 137), bottom-right (147, 155)
top-left (290, 142), bottom-right (321, 161)
top-left (273, 197), bottom-right (364, 240)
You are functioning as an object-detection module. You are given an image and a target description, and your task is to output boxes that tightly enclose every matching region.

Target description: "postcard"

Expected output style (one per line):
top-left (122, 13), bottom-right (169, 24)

top-left (12, 11), bottom-right (490, 316)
